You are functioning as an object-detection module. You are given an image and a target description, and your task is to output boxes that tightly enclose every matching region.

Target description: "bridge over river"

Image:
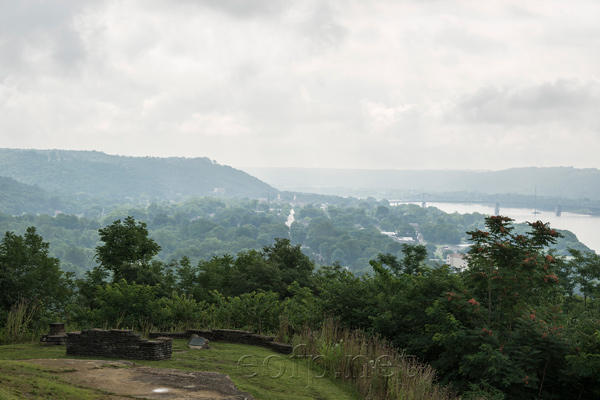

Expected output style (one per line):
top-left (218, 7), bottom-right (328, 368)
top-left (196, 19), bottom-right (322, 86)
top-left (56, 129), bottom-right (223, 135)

top-left (386, 193), bottom-right (600, 217)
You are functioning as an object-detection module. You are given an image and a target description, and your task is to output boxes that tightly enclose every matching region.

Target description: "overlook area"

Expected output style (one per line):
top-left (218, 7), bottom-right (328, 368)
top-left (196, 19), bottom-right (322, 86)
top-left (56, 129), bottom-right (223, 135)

top-left (2, 150), bottom-right (600, 399)
top-left (2, 2), bottom-right (600, 398)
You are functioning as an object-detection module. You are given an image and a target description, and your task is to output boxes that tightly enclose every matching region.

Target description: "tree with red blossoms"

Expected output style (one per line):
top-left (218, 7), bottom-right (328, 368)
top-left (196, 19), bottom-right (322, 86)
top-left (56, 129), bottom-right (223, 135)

top-left (466, 215), bottom-right (563, 334)
top-left (428, 216), bottom-right (571, 397)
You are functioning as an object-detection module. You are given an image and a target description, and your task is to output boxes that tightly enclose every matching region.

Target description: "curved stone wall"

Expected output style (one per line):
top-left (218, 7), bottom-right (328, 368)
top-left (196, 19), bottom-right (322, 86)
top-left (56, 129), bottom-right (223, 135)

top-left (149, 329), bottom-right (292, 354)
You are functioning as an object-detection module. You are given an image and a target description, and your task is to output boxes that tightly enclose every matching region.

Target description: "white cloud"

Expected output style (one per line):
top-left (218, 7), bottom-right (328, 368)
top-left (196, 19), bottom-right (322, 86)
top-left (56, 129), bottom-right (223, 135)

top-left (1, 0), bottom-right (600, 170)
top-left (180, 113), bottom-right (252, 137)
top-left (361, 100), bottom-right (416, 135)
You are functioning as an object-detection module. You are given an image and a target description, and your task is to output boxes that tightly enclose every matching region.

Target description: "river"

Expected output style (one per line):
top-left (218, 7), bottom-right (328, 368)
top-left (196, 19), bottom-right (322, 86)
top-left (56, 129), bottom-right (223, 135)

top-left (414, 202), bottom-right (600, 253)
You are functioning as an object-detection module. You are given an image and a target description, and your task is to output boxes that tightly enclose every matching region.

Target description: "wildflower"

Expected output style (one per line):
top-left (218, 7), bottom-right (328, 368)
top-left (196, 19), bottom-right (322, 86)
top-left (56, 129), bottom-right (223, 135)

top-left (468, 298), bottom-right (480, 306)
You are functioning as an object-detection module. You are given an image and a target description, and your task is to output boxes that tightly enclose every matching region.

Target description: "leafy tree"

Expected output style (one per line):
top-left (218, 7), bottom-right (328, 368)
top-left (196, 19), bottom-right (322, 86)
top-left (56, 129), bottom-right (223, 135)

top-left (0, 227), bottom-right (70, 312)
top-left (262, 238), bottom-right (315, 295)
top-left (69, 279), bottom-right (207, 331)
top-left (567, 248), bottom-right (600, 308)
top-left (316, 263), bottom-right (378, 331)
top-left (230, 250), bottom-right (284, 297)
top-left (94, 216), bottom-right (161, 283)
top-left (429, 216), bottom-right (572, 397)
top-left (374, 244), bottom-right (428, 276)
top-left (369, 261), bottom-right (463, 361)
top-left (466, 217), bottom-right (563, 329)
top-left (565, 309), bottom-right (600, 399)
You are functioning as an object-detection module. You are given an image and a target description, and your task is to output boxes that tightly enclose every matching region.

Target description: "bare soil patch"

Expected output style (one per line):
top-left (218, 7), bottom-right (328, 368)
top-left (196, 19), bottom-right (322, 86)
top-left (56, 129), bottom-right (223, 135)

top-left (25, 359), bottom-right (254, 400)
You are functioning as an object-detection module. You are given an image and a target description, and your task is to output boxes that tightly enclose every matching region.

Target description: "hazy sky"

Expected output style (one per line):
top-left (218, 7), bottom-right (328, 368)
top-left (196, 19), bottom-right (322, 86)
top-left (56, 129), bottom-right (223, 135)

top-left (1, 0), bottom-right (600, 170)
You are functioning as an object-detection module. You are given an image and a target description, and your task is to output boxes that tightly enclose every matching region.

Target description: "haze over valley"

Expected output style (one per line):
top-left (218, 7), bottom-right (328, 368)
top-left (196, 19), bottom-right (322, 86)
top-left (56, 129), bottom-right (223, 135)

top-left (2, 1), bottom-right (600, 398)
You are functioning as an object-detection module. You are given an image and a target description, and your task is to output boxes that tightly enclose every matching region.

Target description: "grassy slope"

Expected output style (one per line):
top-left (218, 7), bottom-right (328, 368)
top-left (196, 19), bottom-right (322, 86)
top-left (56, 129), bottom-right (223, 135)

top-left (0, 360), bottom-right (128, 400)
top-left (0, 341), bottom-right (361, 400)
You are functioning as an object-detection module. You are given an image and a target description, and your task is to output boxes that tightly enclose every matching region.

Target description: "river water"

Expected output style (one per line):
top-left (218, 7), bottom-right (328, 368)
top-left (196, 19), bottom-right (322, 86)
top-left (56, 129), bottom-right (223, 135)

top-left (415, 202), bottom-right (600, 253)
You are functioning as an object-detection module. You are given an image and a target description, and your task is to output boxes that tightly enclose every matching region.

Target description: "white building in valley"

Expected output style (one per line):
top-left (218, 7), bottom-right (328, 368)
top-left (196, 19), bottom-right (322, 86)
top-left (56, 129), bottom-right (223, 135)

top-left (446, 253), bottom-right (469, 271)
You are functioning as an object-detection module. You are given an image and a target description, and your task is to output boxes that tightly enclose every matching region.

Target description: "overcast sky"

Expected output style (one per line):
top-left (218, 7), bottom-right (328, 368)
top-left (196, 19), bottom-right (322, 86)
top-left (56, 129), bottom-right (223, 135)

top-left (1, 0), bottom-right (599, 170)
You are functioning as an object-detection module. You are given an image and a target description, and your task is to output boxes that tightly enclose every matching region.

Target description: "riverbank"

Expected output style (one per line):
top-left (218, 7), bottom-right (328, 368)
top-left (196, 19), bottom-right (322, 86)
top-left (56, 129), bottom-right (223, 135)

top-left (424, 202), bottom-right (600, 253)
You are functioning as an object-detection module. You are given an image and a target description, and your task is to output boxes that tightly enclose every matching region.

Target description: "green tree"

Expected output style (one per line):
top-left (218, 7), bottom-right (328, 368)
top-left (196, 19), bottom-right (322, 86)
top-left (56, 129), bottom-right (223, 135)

top-left (567, 248), bottom-right (600, 308)
top-left (374, 244), bottom-right (428, 276)
top-left (429, 216), bottom-right (571, 397)
top-left (0, 227), bottom-right (69, 312)
top-left (94, 216), bottom-right (161, 283)
top-left (262, 238), bottom-right (315, 295)
top-left (316, 262), bottom-right (377, 331)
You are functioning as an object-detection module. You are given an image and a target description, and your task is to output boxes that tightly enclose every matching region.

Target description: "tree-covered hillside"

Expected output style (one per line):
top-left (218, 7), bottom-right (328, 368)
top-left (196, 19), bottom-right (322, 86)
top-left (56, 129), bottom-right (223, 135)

top-left (0, 149), bottom-right (276, 200)
top-left (0, 176), bottom-right (58, 215)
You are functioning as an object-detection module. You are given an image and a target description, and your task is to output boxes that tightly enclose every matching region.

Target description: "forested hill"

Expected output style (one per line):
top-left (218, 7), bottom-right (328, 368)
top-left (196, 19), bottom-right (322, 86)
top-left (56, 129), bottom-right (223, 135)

top-left (0, 149), bottom-right (276, 200)
top-left (0, 176), bottom-right (53, 215)
top-left (246, 166), bottom-right (600, 201)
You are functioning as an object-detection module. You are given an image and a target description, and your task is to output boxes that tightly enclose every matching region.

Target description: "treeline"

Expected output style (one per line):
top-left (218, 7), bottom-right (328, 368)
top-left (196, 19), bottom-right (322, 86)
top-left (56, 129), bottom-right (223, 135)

top-left (2, 216), bottom-right (600, 398)
top-left (0, 197), bottom-right (590, 277)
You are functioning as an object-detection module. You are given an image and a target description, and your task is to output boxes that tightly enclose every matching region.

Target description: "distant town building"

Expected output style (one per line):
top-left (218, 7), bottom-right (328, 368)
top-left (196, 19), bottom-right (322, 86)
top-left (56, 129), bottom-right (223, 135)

top-left (446, 253), bottom-right (469, 271)
top-left (379, 230), bottom-right (415, 243)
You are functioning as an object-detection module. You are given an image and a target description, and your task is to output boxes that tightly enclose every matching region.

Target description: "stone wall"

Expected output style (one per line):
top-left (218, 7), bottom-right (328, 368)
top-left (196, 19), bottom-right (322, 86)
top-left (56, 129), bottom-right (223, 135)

top-left (149, 329), bottom-right (292, 354)
top-left (66, 329), bottom-right (172, 360)
top-left (40, 322), bottom-right (67, 345)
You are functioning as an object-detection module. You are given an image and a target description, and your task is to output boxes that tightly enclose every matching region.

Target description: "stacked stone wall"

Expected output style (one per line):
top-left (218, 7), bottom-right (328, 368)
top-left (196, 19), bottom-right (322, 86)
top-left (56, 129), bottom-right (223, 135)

top-left (149, 329), bottom-right (292, 354)
top-left (40, 323), bottom-right (68, 345)
top-left (66, 329), bottom-right (172, 360)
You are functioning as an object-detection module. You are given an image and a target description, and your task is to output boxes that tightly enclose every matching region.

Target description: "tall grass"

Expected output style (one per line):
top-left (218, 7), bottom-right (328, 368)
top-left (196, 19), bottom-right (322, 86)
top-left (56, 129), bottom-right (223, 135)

top-left (1, 297), bottom-right (42, 344)
top-left (291, 318), bottom-right (460, 400)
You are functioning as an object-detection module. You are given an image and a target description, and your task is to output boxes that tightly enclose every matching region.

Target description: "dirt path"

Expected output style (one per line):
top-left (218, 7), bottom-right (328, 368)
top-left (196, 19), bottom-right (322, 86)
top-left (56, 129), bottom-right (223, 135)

top-left (26, 359), bottom-right (254, 400)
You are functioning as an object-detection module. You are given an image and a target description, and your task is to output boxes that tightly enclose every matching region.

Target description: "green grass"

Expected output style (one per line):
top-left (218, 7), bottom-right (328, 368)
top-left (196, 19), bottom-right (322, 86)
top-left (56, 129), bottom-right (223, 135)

top-left (0, 360), bottom-right (125, 400)
top-left (0, 340), bottom-right (361, 400)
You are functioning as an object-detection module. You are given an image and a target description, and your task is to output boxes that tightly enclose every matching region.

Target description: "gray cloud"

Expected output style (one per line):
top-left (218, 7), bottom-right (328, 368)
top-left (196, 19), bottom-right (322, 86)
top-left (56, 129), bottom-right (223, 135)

top-left (452, 79), bottom-right (600, 127)
top-left (1, 0), bottom-right (600, 171)
top-left (0, 0), bottom-right (89, 73)
top-left (294, 1), bottom-right (348, 50)
top-left (198, 0), bottom-right (291, 18)
top-left (149, 0), bottom-right (293, 18)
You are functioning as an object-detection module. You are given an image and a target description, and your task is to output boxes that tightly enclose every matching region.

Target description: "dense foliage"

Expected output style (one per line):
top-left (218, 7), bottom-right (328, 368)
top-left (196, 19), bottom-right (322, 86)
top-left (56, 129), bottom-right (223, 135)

top-left (0, 197), bottom-right (589, 278)
top-left (1, 204), bottom-right (599, 398)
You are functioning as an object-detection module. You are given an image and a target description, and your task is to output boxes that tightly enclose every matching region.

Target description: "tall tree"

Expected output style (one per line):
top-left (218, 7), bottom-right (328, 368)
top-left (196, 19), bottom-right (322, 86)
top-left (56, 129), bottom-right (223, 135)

top-left (262, 238), bottom-right (315, 295)
top-left (429, 216), bottom-right (570, 396)
top-left (94, 216), bottom-right (161, 283)
top-left (0, 227), bottom-right (68, 311)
